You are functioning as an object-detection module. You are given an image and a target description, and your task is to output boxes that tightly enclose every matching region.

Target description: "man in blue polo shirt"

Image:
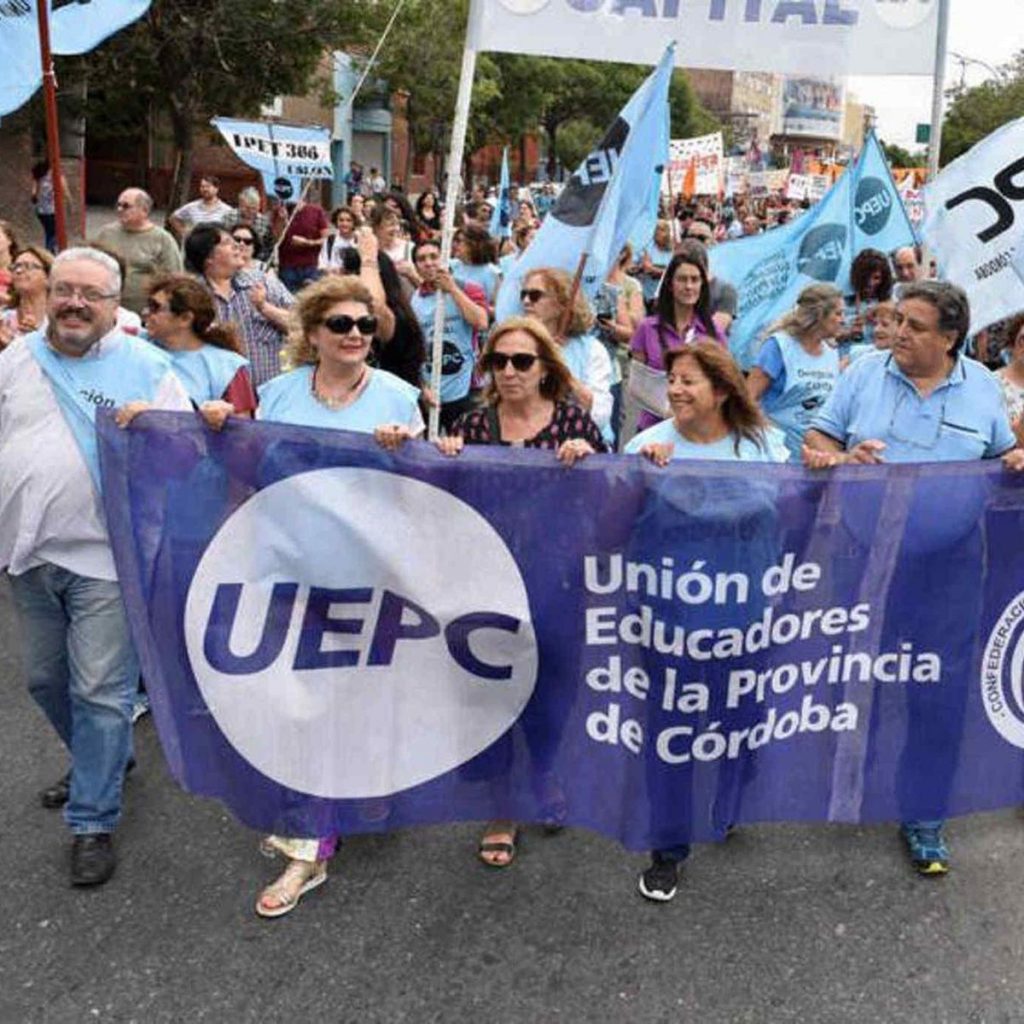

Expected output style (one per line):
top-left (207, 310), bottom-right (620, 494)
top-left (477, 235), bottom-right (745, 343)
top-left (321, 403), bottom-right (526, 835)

top-left (804, 280), bottom-right (1023, 876)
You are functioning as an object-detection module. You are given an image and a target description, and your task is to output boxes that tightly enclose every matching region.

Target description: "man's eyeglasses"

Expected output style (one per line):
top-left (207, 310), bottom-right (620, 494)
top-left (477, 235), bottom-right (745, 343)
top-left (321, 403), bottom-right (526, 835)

top-left (322, 314), bottom-right (377, 336)
top-left (519, 288), bottom-right (547, 304)
top-left (51, 283), bottom-right (118, 303)
top-left (486, 352), bottom-right (538, 372)
top-left (115, 201), bottom-right (134, 210)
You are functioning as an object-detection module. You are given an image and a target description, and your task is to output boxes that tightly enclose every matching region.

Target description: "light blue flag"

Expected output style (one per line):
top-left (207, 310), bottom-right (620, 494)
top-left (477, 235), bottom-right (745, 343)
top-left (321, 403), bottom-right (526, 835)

top-left (212, 118), bottom-right (333, 203)
top-left (494, 45), bottom-right (673, 323)
top-left (710, 130), bottom-right (916, 370)
top-left (489, 147), bottom-right (512, 239)
top-left (1, 0), bottom-right (151, 117)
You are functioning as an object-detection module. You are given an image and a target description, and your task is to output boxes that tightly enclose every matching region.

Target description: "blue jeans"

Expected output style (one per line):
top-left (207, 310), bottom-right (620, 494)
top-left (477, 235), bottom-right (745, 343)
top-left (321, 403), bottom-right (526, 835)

top-left (8, 565), bottom-right (138, 834)
top-left (278, 266), bottom-right (320, 295)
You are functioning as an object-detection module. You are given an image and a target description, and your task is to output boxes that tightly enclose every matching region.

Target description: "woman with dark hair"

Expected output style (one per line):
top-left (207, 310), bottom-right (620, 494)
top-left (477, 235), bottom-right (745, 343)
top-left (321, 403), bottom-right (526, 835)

top-left (842, 247), bottom-right (894, 352)
top-left (384, 189), bottom-right (422, 243)
top-left (415, 190), bottom-right (442, 241)
top-left (747, 283), bottom-right (844, 460)
top-left (369, 204), bottom-right (419, 290)
top-left (319, 206), bottom-right (358, 270)
top-left (628, 250), bottom-right (725, 432)
top-left (185, 222), bottom-right (294, 388)
top-left (436, 316), bottom-right (605, 867)
top-left (451, 223), bottom-right (501, 306)
top-left (627, 341), bottom-right (786, 463)
top-left (625, 341), bottom-right (785, 903)
top-left (144, 274), bottom-right (256, 422)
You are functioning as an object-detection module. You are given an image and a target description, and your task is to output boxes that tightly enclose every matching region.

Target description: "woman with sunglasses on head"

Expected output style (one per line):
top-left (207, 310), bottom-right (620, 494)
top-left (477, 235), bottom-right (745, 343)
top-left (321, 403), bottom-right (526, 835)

top-left (144, 274), bottom-right (256, 422)
top-left (1, 246), bottom-right (53, 347)
top-left (437, 317), bottom-right (605, 868)
top-left (250, 275), bottom-right (423, 917)
top-left (518, 267), bottom-right (615, 447)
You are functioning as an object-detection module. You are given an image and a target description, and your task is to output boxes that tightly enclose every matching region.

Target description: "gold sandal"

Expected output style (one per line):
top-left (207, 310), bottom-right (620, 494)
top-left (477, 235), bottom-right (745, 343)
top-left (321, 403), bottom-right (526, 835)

top-left (255, 859), bottom-right (328, 918)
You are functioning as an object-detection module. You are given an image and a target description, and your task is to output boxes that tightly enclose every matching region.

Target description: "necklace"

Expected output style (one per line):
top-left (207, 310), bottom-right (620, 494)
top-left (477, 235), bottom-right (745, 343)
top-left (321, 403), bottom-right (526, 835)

top-left (311, 365), bottom-right (367, 409)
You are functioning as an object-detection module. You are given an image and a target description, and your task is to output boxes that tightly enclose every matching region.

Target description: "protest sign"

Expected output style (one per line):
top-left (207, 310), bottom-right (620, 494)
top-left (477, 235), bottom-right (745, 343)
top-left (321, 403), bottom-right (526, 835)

top-left (922, 117), bottom-right (1024, 333)
top-left (711, 132), bottom-right (915, 369)
top-left (666, 133), bottom-right (723, 197)
top-left (211, 117), bottom-right (333, 203)
top-left (100, 412), bottom-right (1024, 851)
top-left (468, 0), bottom-right (941, 75)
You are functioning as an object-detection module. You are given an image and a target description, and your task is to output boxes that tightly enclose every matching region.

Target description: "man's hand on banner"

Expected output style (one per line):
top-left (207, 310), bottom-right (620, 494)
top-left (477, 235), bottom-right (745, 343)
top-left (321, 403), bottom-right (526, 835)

top-left (199, 401), bottom-right (234, 432)
top-left (115, 401), bottom-right (152, 429)
top-left (802, 439), bottom-right (886, 469)
top-left (557, 439), bottom-right (596, 467)
top-left (636, 442), bottom-right (674, 467)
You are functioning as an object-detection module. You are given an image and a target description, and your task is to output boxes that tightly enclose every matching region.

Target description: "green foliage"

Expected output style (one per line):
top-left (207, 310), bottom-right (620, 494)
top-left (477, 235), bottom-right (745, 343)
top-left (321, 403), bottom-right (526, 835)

top-left (882, 140), bottom-right (926, 168)
top-left (941, 50), bottom-right (1024, 165)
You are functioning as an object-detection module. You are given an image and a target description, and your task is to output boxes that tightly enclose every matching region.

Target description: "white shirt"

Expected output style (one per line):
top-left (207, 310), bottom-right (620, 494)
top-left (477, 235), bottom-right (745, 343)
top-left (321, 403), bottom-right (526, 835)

top-left (0, 335), bottom-right (191, 580)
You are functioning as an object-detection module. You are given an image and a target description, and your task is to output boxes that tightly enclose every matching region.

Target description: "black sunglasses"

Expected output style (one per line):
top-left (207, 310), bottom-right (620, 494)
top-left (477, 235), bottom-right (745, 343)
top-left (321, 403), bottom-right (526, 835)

top-left (487, 351), bottom-right (538, 372)
top-left (233, 235), bottom-right (255, 245)
top-left (519, 288), bottom-right (547, 304)
top-left (322, 314), bottom-right (377, 336)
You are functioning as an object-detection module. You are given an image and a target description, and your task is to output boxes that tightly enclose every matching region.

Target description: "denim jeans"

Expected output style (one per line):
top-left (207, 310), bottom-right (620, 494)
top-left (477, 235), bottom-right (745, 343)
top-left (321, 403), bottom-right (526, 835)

top-left (278, 266), bottom-right (320, 295)
top-left (8, 565), bottom-right (138, 834)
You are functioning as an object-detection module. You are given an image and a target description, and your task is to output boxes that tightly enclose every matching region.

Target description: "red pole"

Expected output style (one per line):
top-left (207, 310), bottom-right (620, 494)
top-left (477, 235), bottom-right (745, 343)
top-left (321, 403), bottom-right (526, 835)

top-left (37, 0), bottom-right (68, 251)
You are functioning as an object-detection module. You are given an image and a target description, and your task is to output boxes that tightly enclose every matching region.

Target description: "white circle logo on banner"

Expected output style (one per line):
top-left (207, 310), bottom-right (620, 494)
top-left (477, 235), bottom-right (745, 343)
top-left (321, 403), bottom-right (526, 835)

top-left (980, 591), bottom-right (1024, 749)
top-left (872, 0), bottom-right (937, 30)
top-left (497, 0), bottom-right (551, 13)
top-left (185, 467), bottom-right (538, 798)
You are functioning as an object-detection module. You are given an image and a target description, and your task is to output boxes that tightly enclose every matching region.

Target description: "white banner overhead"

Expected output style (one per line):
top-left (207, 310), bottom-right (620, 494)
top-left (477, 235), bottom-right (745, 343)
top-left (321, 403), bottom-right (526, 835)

top-left (468, 0), bottom-right (940, 75)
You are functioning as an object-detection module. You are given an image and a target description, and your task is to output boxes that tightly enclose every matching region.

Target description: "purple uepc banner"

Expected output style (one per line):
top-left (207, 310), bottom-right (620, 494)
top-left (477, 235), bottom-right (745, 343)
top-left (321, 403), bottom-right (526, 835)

top-left (98, 411), bottom-right (1024, 851)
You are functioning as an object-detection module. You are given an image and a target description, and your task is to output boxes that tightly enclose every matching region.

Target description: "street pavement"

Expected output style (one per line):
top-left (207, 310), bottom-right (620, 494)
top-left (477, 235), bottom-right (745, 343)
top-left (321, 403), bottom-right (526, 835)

top-left (3, 580), bottom-right (1024, 1024)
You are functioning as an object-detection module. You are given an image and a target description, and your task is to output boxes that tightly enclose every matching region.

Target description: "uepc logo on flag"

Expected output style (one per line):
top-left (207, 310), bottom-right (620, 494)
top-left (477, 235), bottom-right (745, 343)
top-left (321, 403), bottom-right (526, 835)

top-left (184, 468), bottom-right (538, 798)
top-left (982, 592), bottom-right (1024, 749)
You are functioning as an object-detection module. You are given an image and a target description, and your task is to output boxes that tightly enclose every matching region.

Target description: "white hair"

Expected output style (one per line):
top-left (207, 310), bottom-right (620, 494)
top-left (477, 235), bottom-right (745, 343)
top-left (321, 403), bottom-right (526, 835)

top-left (238, 187), bottom-right (261, 206)
top-left (53, 247), bottom-right (122, 295)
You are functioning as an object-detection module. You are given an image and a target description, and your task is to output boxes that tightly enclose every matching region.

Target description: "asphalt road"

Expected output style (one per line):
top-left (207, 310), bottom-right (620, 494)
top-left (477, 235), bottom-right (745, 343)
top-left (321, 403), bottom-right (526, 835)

top-left (3, 579), bottom-right (1024, 1024)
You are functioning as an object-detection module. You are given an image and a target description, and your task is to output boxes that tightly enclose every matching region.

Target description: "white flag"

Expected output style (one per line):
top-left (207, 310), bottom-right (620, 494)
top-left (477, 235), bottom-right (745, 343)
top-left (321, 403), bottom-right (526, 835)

top-left (922, 117), bottom-right (1024, 332)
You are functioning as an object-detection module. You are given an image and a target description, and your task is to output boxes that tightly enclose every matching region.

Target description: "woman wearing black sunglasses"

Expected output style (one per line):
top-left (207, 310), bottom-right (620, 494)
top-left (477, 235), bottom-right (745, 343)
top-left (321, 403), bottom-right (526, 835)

top-left (252, 275), bottom-right (424, 917)
top-left (437, 316), bottom-right (606, 868)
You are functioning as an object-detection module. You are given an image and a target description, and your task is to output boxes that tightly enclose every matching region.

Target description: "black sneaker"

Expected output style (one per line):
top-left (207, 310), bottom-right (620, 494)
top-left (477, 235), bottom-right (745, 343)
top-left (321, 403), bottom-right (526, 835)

top-left (70, 834), bottom-right (116, 887)
top-left (40, 771), bottom-right (70, 809)
top-left (638, 859), bottom-right (679, 902)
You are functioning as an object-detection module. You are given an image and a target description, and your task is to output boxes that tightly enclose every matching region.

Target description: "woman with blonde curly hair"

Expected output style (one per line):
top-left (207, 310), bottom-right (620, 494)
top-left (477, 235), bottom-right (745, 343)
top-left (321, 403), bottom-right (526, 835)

top-left (517, 266), bottom-right (615, 444)
top-left (258, 275), bottom-right (422, 441)
top-left (251, 275), bottom-right (423, 918)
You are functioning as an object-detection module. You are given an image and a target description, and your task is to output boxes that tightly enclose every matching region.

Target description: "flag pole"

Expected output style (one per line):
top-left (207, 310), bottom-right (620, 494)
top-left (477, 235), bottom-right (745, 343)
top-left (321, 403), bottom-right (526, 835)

top-left (37, 0), bottom-right (68, 251)
top-left (926, 0), bottom-right (952, 183)
top-left (428, 4), bottom-right (479, 440)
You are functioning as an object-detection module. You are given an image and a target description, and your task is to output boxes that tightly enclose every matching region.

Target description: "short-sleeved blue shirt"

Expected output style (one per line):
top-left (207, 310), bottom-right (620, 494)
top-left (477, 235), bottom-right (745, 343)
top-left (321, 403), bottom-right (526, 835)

top-left (810, 350), bottom-right (1016, 463)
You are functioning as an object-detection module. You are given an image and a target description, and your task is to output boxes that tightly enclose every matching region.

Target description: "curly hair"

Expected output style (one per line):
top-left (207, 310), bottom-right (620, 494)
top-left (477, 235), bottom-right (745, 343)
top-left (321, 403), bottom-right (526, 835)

top-left (148, 274), bottom-right (241, 353)
top-left (850, 248), bottom-right (893, 302)
top-left (284, 276), bottom-right (375, 367)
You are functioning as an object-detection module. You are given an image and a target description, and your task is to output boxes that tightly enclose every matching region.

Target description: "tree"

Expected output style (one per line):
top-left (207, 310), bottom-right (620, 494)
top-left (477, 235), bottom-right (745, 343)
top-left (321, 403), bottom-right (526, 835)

top-left (941, 50), bottom-right (1024, 166)
top-left (77, 0), bottom-right (355, 208)
top-left (882, 141), bottom-right (926, 168)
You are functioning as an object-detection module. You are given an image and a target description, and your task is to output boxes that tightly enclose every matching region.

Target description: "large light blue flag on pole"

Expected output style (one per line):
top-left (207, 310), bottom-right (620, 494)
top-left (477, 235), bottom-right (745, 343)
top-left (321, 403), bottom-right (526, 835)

top-left (211, 118), bottom-right (333, 203)
top-left (494, 45), bottom-right (673, 322)
top-left (710, 131), bottom-right (916, 370)
top-left (489, 146), bottom-right (512, 240)
top-left (0, 0), bottom-right (152, 116)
